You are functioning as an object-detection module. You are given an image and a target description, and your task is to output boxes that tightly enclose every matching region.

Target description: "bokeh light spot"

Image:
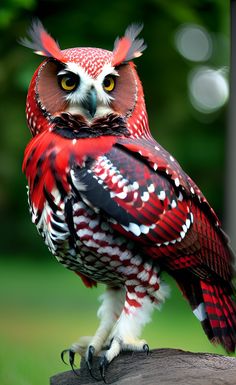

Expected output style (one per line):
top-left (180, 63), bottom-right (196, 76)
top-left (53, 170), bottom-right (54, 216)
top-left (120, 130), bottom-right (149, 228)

top-left (175, 24), bottom-right (212, 62)
top-left (188, 66), bottom-right (229, 113)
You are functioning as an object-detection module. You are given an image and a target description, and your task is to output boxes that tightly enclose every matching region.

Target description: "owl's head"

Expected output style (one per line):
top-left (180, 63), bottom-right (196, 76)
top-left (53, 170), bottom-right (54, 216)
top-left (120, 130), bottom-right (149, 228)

top-left (22, 20), bottom-right (150, 139)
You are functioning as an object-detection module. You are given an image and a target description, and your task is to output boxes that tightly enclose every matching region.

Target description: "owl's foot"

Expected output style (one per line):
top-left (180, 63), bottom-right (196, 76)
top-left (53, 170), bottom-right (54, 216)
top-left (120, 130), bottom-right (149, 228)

top-left (98, 337), bottom-right (149, 382)
top-left (61, 337), bottom-right (149, 382)
top-left (60, 285), bottom-right (162, 381)
top-left (61, 336), bottom-right (104, 380)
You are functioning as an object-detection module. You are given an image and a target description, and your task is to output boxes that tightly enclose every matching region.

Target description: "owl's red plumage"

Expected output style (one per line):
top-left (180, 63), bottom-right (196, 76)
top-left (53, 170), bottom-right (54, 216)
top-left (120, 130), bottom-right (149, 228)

top-left (22, 21), bottom-right (236, 370)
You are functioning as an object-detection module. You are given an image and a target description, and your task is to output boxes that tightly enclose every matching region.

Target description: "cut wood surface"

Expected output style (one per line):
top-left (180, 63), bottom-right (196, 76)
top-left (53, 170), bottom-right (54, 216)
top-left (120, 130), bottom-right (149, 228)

top-left (50, 348), bottom-right (236, 385)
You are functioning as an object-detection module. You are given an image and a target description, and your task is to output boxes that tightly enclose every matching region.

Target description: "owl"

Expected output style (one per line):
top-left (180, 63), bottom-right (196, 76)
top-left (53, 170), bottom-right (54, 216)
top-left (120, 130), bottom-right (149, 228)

top-left (21, 20), bottom-right (236, 380)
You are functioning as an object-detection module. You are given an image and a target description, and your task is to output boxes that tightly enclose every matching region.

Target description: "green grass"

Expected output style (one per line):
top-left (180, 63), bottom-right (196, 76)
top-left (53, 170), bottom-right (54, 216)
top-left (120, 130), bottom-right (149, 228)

top-left (0, 256), bottom-right (233, 385)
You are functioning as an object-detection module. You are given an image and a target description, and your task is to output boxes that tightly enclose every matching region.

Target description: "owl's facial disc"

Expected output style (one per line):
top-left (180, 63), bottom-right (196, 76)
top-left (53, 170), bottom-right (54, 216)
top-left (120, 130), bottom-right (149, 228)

top-left (37, 59), bottom-right (137, 122)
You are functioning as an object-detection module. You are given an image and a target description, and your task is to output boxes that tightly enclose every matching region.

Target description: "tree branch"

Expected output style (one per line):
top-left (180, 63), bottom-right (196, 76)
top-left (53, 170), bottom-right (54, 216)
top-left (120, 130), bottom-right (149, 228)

top-left (50, 348), bottom-right (236, 385)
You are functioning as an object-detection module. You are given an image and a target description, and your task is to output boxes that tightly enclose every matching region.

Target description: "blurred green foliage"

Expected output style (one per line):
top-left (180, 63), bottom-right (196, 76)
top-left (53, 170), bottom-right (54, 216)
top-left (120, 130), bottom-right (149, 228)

top-left (0, 1), bottom-right (232, 384)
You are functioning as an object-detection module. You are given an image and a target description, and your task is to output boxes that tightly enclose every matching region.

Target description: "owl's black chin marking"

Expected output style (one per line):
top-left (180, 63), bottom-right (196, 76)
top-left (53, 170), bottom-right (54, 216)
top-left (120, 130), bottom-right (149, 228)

top-left (52, 112), bottom-right (130, 139)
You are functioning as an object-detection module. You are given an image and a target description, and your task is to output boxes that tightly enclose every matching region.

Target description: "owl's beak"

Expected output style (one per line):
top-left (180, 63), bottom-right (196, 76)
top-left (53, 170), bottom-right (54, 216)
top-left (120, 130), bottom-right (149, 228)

top-left (83, 87), bottom-right (97, 118)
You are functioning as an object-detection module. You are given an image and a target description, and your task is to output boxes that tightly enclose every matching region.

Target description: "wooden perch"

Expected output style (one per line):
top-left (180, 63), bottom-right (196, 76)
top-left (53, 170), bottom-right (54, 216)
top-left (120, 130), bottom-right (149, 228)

top-left (50, 348), bottom-right (236, 385)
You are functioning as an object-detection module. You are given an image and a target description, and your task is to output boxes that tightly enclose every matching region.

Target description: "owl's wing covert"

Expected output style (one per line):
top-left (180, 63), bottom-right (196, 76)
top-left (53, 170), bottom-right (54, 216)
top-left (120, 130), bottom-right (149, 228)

top-left (70, 140), bottom-right (197, 252)
top-left (69, 138), bottom-right (232, 280)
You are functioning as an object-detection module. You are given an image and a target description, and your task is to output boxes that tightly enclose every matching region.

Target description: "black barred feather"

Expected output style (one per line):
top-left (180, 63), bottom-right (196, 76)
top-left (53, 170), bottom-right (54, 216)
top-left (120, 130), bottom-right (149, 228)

top-left (200, 280), bottom-right (236, 352)
top-left (173, 271), bottom-right (236, 352)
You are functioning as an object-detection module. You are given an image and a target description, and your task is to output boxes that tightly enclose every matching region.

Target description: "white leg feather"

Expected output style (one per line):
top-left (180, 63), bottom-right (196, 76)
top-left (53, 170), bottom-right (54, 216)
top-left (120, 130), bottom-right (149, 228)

top-left (72, 286), bottom-right (125, 357)
top-left (104, 278), bottom-right (170, 363)
top-left (87, 286), bottom-right (125, 355)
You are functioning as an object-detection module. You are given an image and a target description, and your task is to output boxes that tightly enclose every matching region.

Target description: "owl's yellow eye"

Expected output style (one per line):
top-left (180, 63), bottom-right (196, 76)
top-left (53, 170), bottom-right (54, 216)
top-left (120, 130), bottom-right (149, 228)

top-left (59, 74), bottom-right (79, 92)
top-left (103, 76), bottom-right (116, 92)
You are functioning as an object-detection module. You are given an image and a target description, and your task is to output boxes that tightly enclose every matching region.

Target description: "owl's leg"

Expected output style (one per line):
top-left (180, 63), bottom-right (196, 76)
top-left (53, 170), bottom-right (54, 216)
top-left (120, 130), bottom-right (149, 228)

top-left (83, 286), bottom-right (125, 369)
top-left (99, 272), bottom-right (170, 380)
top-left (61, 286), bottom-right (125, 374)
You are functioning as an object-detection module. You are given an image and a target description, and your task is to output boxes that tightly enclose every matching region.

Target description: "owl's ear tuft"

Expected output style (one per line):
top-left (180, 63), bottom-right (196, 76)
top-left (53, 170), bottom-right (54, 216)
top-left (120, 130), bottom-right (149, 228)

top-left (20, 19), bottom-right (65, 61)
top-left (112, 23), bottom-right (147, 67)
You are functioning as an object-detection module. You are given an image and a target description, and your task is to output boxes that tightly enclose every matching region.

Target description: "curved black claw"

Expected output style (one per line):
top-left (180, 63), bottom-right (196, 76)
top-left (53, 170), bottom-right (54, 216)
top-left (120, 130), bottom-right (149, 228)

top-left (99, 355), bottom-right (109, 384)
top-left (86, 345), bottom-right (95, 371)
top-left (61, 349), bottom-right (70, 365)
top-left (60, 349), bottom-right (79, 376)
top-left (86, 345), bottom-right (99, 381)
top-left (143, 343), bottom-right (150, 355)
top-left (108, 338), bottom-right (114, 349)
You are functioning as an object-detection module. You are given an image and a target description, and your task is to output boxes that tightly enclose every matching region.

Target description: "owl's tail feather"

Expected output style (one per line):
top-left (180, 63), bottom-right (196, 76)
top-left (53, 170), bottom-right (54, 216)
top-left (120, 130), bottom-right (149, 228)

top-left (199, 280), bottom-right (236, 353)
top-left (173, 272), bottom-right (236, 353)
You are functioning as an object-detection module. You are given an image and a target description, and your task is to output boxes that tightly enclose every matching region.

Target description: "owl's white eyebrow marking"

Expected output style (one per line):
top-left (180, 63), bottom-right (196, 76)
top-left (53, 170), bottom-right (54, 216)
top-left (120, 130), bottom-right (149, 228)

top-left (65, 62), bottom-right (93, 82)
top-left (96, 63), bottom-right (119, 82)
top-left (57, 69), bottom-right (75, 76)
top-left (107, 69), bottom-right (119, 77)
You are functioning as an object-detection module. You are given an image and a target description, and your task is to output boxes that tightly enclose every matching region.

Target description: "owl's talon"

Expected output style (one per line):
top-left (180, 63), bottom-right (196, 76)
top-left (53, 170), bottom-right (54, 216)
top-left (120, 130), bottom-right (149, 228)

top-left (69, 350), bottom-right (79, 376)
top-left (86, 345), bottom-right (100, 381)
top-left (61, 349), bottom-right (70, 365)
top-left (143, 343), bottom-right (149, 355)
top-left (61, 348), bottom-right (79, 376)
top-left (87, 345), bottom-right (95, 368)
top-left (108, 337), bottom-right (114, 348)
top-left (99, 355), bottom-right (109, 383)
